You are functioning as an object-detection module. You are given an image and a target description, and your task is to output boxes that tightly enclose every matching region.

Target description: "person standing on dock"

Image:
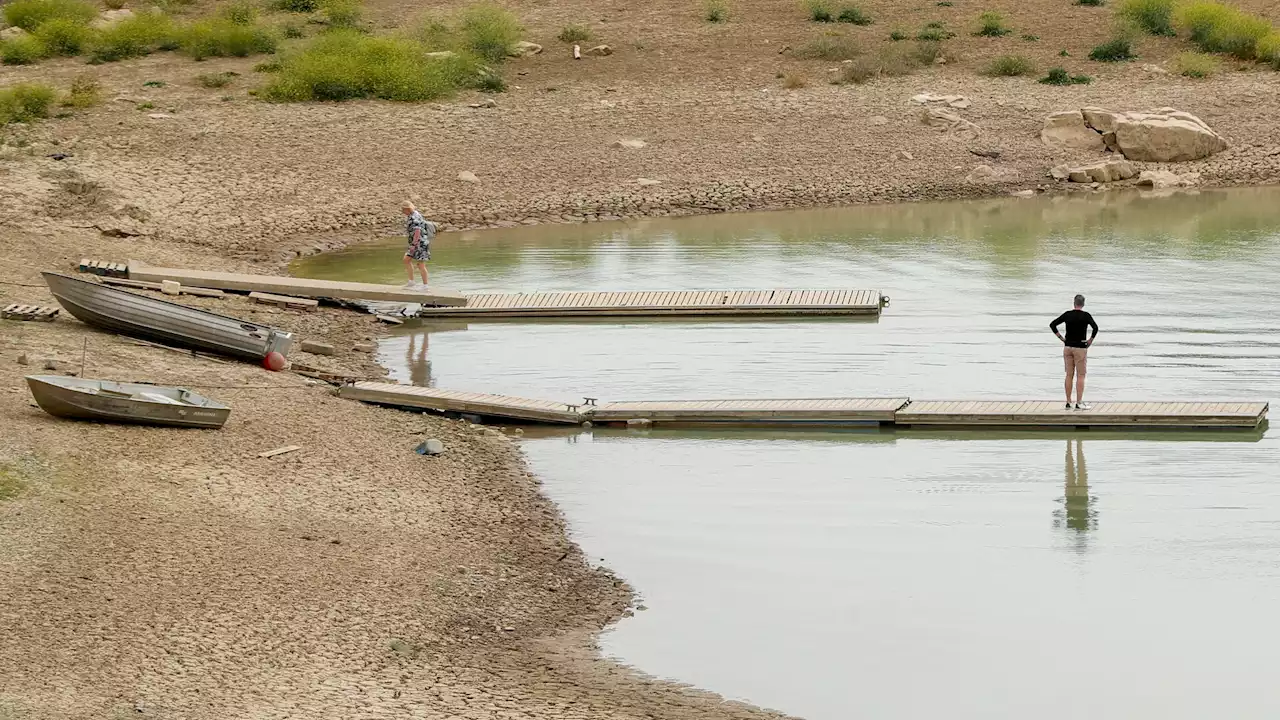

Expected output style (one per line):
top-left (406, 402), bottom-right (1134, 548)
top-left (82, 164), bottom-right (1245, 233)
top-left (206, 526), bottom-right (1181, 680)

top-left (402, 201), bottom-right (437, 288)
top-left (1050, 294), bottom-right (1099, 411)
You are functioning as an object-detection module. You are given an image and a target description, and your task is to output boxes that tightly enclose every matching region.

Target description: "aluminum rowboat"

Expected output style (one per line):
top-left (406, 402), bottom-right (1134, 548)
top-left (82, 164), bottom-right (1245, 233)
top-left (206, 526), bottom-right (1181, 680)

top-left (26, 374), bottom-right (230, 428)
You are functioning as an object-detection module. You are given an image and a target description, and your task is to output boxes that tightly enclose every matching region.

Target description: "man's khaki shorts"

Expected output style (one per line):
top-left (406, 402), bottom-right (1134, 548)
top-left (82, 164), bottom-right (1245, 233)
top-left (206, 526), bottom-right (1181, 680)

top-left (1064, 346), bottom-right (1088, 376)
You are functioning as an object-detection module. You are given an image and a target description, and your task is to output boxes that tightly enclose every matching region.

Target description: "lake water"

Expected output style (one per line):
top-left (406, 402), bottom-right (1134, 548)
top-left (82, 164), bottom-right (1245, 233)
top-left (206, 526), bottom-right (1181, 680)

top-left (296, 188), bottom-right (1280, 719)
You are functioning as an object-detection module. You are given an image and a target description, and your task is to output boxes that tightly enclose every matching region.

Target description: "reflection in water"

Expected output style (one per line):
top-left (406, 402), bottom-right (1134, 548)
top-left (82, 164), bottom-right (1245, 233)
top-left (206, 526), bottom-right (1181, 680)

top-left (1055, 440), bottom-right (1097, 551)
top-left (396, 332), bottom-right (432, 387)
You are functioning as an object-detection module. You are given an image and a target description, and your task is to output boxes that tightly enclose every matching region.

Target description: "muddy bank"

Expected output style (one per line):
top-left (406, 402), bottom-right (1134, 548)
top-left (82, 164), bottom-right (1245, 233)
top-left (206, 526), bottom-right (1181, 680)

top-left (0, 226), bottom-right (792, 719)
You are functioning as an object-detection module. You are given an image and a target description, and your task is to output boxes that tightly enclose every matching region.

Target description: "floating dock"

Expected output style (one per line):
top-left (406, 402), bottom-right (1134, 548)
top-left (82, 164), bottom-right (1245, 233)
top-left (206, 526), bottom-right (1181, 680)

top-left (125, 260), bottom-right (468, 306)
top-left (415, 289), bottom-right (885, 318)
top-left (336, 384), bottom-right (1269, 430)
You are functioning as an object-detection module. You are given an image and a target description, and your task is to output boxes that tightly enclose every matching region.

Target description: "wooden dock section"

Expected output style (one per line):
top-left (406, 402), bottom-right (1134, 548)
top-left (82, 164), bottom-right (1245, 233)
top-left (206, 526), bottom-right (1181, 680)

top-left (336, 384), bottom-right (1268, 431)
top-left (126, 260), bottom-right (467, 307)
top-left (893, 400), bottom-right (1269, 429)
top-left (592, 398), bottom-right (909, 426)
top-left (415, 289), bottom-right (884, 318)
top-left (337, 382), bottom-right (584, 424)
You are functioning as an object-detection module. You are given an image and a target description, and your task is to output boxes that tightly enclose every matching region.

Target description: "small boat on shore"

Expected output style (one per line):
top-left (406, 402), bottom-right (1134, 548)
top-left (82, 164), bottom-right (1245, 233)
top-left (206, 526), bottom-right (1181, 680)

top-left (42, 272), bottom-right (293, 362)
top-left (26, 375), bottom-right (231, 429)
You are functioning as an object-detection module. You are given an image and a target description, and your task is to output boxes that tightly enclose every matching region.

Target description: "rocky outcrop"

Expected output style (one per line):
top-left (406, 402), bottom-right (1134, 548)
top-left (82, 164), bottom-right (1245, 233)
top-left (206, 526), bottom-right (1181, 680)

top-left (965, 164), bottom-right (1019, 184)
top-left (1050, 158), bottom-right (1137, 183)
top-left (584, 45), bottom-right (613, 57)
top-left (90, 8), bottom-right (133, 29)
top-left (1041, 111), bottom-right (1106, 152)
top-left (1044, 107), bottom-right (1227, 162)
top-left (921, 108), bottom-right (979, 140)
top-left (1137, 169), bottom-right (1201, 189)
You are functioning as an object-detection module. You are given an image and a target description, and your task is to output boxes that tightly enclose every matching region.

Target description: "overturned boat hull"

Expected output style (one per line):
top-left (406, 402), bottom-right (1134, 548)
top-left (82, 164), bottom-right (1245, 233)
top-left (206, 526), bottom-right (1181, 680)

top-left (42, 272), bottom-right (292, 361)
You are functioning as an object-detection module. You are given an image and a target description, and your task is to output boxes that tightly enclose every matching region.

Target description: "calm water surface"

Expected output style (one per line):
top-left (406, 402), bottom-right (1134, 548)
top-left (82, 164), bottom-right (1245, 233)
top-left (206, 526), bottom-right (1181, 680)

top-left (298, 188), bottom-right (1280, 719)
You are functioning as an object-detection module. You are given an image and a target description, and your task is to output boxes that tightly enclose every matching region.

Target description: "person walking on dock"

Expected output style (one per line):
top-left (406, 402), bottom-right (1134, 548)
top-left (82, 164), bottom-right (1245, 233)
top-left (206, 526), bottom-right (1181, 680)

top-left (402, 201), bottom-right (437, 288)
top-left (1050, 294), bottom-right (1099, 410)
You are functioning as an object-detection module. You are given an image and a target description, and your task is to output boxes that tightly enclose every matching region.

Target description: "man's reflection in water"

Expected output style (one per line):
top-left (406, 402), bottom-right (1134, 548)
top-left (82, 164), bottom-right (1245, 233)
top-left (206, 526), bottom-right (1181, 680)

top-left (1054, 439), bottom-right (1097, 548)
top-left (405, 332), bottom-right (432, 387)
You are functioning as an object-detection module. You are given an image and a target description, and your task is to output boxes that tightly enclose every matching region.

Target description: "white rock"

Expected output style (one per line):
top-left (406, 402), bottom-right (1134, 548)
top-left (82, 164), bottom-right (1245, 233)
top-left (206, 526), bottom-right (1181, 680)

top-left (921, 108), bottom-right (980, 140)
top-left (1010, 189), bottom-right (1035, 197)
top-left (468, 98), bottom-right (497, 109)
top-left (584, 44), bottom-right (613, 57)
top-left (1054, 158), bottom-right (1137, 183)
top-left (1041, 110), bottom-right (1104, 152)
top-left (1, 26), bottom-right (29, 40)
top-left (635, 178), bottom-right (662, 186)
top-left (90, 8), bottom-right (133, 29)
top-left (895, 150), bottom-right (914, 161)
top-left (611, 138), bottom-right (647, 149)
top-left (161, 280), bottom-right (181, 295)
top-left (911, 93), bottom-right (970, 109)
top-left (964, 164), bottom-right (1019, 184)
top-left (425, 51), bottom-right (458, 60)
top-left (1137, 169), bottom-right (1201, 189)
top-left (147, 113), bottom-right (173, 120)
top-left (508, 41), bottom-right (542, 57)
top-left (457, 171), bottom-right (480, 183)
top-left (868, 115), bottom-right (889, 126)
top-left (1140, 63), bottom-right (1169, 74)
top-left (418, 439), bottom-right (445, 456)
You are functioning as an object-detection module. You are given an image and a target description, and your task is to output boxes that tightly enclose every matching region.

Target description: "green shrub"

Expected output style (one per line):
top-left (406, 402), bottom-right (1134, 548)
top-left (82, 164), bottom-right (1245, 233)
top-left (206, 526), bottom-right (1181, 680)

top-left (62, 75), bottom-right (100, 107)
top-left (1206, 11), bottom-right (1271, 59)
top-left (90, 11), bottom-right (180, 61)
top-left (1089, 36), bottom-right (1135, 61)
top-left (1258, 32), bottom-right (1280, 69)
top-left (806, 0), bottom-right (834, 22)
top-left (261, 30), bottom-right (483, 102)
top-left (917, 21), bottom-right (955, 40)
top-left (974, 11), bottom-right (1010, 36)
top-left (219, 0), bottom-right (258, 25)
top-left (321, 0), bottom-right (362, 29)
top-left (475, 68), bottom-right (505, 92)
top-left (179, 19), bottom-right (277, 59)
top-left (1038, 66), bottom-right (1092, 84)
top-left (782, 70), bottom-right (807, 87)
top-left (557, 24), bottom-right (591, 42)
top-left (1173, 2), bottom-right (1230, 44)
top-left (281, 21), bottom-right (304, 38)
top-left (1075, 0), bottom-right (1104, 5)
top-left (1, 33), bottom-right (46, 64)
top-left (889, 29), bottom-right (908, 40)
top-left (705, 0), bottom-right (728, 22)
top-left (1117, 0), bottom-right (1175, 36)
top-left (458, 3), bottom-right (521, 62)
top-left (836, 44), bottom-right (921, 83)
top-left (104, 0), bottom-right (125, 9)
top-left (1173, 50), bottom-right (1219, 77)
top-left (32, 17), bottom-right (91, 55)
top-left (837, 5), bottom-right (871, 24)
top-left (1, 0), bottom-right (95, 31)
top-left (984, 53), bottom-right (1034, 75)
top-left (196, 70), bottom-right (236, 87)
top-left (793, 34), bottom-right (859, 60)
top-left (1022, 33), bottom-right (1038, 41)
top-left (269, 0), bottom-right (319, 12)
top-left (0, 83), bottom-right (56, 125)
top-left (913, 39), bottom-right (943, 63)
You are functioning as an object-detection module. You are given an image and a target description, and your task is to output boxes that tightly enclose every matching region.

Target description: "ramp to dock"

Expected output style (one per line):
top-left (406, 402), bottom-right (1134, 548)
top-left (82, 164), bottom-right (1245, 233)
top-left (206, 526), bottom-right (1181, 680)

top-left (416, 289), bottom-right (884, 318)
top-left (337, 382), bottom-right (583, 424)
top-left (127, 260), bottom-right (467, 306)
top-left (336, 383), bottom-right (1268, 431)
top-left (592, 398), bottom-right (909, 425)
top-left (893, 400), bottom-right (1269, 428)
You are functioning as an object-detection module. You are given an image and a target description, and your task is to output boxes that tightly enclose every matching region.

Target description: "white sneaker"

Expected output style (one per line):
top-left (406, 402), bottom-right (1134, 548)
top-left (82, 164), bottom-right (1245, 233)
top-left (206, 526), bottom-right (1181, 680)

top-left (402, 280), bottom-right (416, 288)
top-left (1075, 403), bottom-right (1092, 411)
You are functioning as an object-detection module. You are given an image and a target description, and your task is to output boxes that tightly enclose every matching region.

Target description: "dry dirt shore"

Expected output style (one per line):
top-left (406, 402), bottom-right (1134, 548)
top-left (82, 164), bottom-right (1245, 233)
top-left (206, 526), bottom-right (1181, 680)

top-left (0, 229), bottom-right (792, 719)
top-left (4, 0), bottom-right (1280, 715)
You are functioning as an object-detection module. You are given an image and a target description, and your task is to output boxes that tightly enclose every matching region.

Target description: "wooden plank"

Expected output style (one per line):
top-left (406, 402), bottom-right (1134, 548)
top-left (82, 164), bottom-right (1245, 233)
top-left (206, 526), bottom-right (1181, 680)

top-left (339, 382), bottom-right (583, 424)
top-left (895, 400), bottom-right (1267, 429)
top-left (250, 291), bottom-right (320, 310)
top-left (128, 259), bottom-right (467, 307)
top-left (417, 288), bottom-right (883, 318)
top-left (258, 445), bottom-right (302, 458)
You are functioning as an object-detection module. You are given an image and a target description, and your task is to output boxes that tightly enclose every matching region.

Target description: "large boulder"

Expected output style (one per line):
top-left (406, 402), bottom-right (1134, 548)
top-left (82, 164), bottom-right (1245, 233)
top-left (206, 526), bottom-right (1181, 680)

top-left (1, 26), bottom-right (29, 40)
top-left (1041, 110), bottom-right (1105, 152)
top-left (1110, 108), bottom-right (1227, 162)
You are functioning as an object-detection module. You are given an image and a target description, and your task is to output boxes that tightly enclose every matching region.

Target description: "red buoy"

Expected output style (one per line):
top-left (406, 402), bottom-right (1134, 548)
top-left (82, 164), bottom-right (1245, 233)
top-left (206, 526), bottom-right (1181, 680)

top-left (263, 351), bottom-right (287, 371)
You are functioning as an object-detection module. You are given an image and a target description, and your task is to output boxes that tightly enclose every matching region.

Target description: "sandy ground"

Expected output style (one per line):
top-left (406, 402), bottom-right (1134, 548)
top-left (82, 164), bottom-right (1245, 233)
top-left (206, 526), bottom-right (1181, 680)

top-left (3, 0), bottom-right (1280, 716)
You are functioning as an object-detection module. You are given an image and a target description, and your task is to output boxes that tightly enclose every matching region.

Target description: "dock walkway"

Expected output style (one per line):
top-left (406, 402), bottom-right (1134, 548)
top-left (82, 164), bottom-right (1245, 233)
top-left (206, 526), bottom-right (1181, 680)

top-left (417, 289), bottom-right (885, 318)
top-left (337, 384), bottom-right (1269, 430)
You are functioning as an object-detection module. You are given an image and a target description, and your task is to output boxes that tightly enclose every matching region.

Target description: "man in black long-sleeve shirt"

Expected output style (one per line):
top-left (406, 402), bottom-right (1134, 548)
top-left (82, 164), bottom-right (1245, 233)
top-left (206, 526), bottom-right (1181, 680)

top-left (1050, 294), bottom-right (1099, 410)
